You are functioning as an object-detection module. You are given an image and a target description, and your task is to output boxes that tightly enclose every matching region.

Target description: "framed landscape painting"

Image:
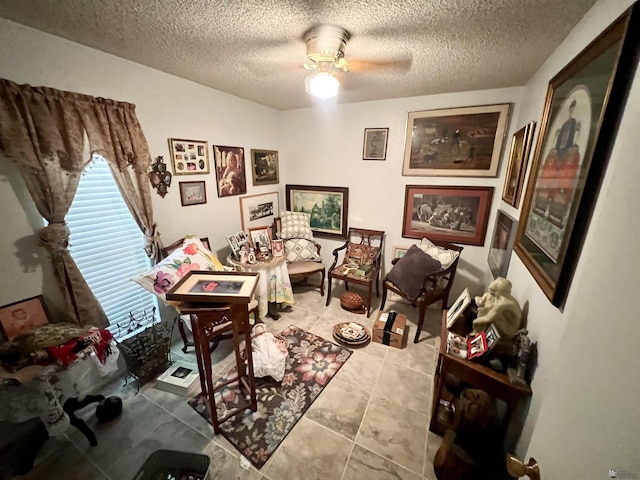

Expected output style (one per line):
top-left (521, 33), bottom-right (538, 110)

top-left (402, 185), bottom-right (494, 246)
top-left (239, 192), bottom-right (279, 232)
top-left (488, 210), bottom-right (518, 279)
top-left (502, 122), bottom-right (536, 208)
top-left (285, 184), bottom-right (349, 239)
top-left (402, 103), bottom-right (510, 177)
top-left (514, 5), bottom-right (639, 307)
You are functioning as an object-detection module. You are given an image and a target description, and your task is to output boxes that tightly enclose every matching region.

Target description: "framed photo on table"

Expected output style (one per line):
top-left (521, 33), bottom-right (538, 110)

top-left (168, 138), bottom-right (210, 175)
top-left (402, 185), bottom-right (494, 246)
top-left (226, 231), bottom-right (249, 260)
top-left (502, 122), bottom-right (536, 208)
top-left (248, 226), bottom-right (273, 253)
top-left (285, 184), bottom-right (349, 239)
top-left (179, 181), bottom-right (207, 206)
top-left (250, 149), bottom-right (279, 186)
top-left (363, 128), bottom-right (389, 160)
top-left (488, 210), bottom-right (518, 279)
top-left (514, 5), bottom-right (640, 307)
top-left (239, 192), bottom-right (279, 232)
top-left (166, 271), bottom-right (259, 304)
top-left (402, 103), bottom-right (510, 177)
top-left (0, 295), bottom-right (50, 340)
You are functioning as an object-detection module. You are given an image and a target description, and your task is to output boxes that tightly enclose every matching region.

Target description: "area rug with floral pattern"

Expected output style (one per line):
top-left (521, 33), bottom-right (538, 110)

top-left (188, 324), bottom-right (351, 469)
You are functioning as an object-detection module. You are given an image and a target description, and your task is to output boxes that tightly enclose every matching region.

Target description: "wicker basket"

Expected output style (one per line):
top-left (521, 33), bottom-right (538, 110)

top-left (133, 449), bottom-right (210, 480)
top-left (116, 314), bottom-right (176, 385)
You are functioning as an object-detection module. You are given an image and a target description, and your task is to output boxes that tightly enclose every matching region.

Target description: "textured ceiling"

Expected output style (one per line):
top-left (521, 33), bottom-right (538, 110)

top-left (0, 0), bottom-right (597, 110)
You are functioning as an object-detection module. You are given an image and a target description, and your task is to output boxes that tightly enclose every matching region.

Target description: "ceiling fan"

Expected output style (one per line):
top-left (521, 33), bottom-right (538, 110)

top-left (301, 24), bottom-right (411, 99)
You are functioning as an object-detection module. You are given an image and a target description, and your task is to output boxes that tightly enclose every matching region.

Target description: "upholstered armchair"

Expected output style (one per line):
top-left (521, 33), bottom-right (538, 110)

top-left (381, 238), bottom-right (463, 343)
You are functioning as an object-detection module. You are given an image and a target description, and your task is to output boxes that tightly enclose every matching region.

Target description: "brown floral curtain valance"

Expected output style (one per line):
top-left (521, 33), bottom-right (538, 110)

top-left (0, 78), bottom-right (161, 327)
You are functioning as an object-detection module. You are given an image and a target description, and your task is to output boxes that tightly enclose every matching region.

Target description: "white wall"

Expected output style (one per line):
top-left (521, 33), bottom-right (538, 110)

top-left (509, 0), bottom-right (640, 476)
top-left (281, 89), bottom-right (524, 298)
top-left (0, 19), bottom-right (281, 318)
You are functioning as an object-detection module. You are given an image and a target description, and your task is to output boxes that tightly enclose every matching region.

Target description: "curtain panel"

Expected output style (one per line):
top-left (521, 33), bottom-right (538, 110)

top-left (0, 79), bottom-right (161, 327)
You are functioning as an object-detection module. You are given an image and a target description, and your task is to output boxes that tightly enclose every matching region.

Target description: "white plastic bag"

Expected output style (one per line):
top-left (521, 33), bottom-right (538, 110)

top-left (250, 324), bottom-right (288, 382)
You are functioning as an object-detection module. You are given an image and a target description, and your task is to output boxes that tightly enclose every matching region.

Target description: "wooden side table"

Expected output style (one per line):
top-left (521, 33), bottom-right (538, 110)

top-left (176, 302), bottom-right (257, 433)
top-left (430, 311), bottom-right (532, 450)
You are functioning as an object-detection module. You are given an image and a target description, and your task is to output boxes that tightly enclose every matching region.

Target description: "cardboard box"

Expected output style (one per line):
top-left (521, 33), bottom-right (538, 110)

top-left (155, 361), bottom-right (200, 396)
top-left (372, 311), bottom-right (407, 348)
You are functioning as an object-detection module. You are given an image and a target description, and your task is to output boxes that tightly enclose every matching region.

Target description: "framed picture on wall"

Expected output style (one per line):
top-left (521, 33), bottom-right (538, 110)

top-left (514, 5), bottom-right (639, 307)
top-left (0, 295), bottom-right (50, 340)
top-left (213, 145), bottom-right (247, 198)
top-left (168, 138), bottom-right (210, 175)
top-left (402, 185), bottom-right (494, 246)
top-left (363, 128), bottom-right (389, 160)
top-left (402, 103), bottom-right (510, 177)
top-left (179, 181), bottom-right (207, 206)
top-left (250, 149), bottom-right (279, 186)
top-left (488, 210), bottom-right (518, 279)
top-left (239, 192), bottom-right (279, 232)
top-left (502, 122), bottom-right (536, 208)
top-left (285, 184), bottom-right (349, 239)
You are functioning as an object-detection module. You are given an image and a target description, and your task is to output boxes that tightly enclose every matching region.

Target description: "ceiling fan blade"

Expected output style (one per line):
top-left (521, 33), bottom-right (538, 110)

top-left (348, 56), bottom-right (413, 73)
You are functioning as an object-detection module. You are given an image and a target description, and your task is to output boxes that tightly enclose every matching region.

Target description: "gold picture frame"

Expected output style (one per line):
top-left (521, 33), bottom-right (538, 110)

top-left (502, 122), bottom-right (536, 208)
top-left (168, 138), bottom-right (210, 175)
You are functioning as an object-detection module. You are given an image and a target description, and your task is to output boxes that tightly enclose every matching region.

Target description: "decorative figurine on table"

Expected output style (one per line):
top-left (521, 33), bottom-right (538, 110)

top-left (471, 277), bottom-right (522, 355)
top-left (507, 328), bottom-right (532, 386)
top-left (239, 244), bottom-right (249, 264)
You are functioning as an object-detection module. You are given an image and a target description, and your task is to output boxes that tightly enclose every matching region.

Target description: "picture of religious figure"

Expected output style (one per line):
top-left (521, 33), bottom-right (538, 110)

top-left (214, 145), bottom-right (247, 198)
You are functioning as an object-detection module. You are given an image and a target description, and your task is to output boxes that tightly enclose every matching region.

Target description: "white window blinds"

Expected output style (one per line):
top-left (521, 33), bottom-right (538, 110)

top-left (65, 156), bottom-right (157, 336)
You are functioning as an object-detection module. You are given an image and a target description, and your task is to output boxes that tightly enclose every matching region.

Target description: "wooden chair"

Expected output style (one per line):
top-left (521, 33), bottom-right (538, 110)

top-left (160, 237), bottom-right (258, 353)
top-left (273, 218), bottom-right (326, 295)
top-left (380, 238), bottom-right (463, 343)
top-left (326, 228), bottom-right (385, 317)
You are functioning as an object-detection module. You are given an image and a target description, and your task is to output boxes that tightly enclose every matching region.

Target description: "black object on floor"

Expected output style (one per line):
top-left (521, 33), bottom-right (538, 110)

top-left (0, 418), bottom-right (48, 478)
top-left (133, 449), bottom-right (210, 480)
top-left (96, 395), bottom-right (123, 423)
top-left (63, 394), bottom-right (106, 446)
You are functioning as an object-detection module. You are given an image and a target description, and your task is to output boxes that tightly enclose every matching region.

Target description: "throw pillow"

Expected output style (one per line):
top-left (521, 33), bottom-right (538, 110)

top-left (280, 211), bottom-right (313, 240)
top-left (132, 236), bottom-right (224, 301)
top-left (284, 238), bottom-right (322, 262)
top-left (385, 245), bottom-right (442, 300)
top-left (418, 238), bottom-right (460, 269)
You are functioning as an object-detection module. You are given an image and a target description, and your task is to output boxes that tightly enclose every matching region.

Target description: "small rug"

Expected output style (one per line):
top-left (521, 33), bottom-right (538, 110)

top-left (188, 325), bottom-right (352, 469)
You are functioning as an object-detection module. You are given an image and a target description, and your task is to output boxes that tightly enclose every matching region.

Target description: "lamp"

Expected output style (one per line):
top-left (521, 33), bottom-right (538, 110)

top-left (305, 71), bottom-right (339, 99)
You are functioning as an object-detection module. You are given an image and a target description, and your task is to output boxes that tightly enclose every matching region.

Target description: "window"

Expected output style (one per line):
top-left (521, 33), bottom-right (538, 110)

top-left (66, 156), bottom-right (157, 338)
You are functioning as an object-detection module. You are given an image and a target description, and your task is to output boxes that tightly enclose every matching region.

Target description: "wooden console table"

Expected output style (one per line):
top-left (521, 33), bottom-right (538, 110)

top-left (430, 311), bottom-right (532, 450)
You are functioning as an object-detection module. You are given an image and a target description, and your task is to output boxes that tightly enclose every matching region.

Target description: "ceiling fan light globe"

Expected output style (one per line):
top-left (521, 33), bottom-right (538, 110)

top-left (306, 72), bottom-right (339, 99)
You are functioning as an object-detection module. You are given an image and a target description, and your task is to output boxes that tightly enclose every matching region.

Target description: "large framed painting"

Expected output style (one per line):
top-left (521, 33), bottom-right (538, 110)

top-left (514, 5), bottom-right (640, 307)
top-left (213, 145), bottom-right (247, 198)
top-left (250, 149), bottom-right (279, 186)
top-left (285, 184), bottom-right (349, 239)
top-left (402, 185), bottom-right (494, 246)
top-left (502, 122), bottom-right (536, 208)
top-left (402, 103), bottom-right (510, 177)
top-left (239, 192), bottom-right (279, 232)
top-left (488, 210), bottom-right (518, 279)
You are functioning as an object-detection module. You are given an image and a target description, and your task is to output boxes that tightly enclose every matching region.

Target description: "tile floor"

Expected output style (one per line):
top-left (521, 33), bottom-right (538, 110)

top-left (14, 284), bottom-right (445, 480)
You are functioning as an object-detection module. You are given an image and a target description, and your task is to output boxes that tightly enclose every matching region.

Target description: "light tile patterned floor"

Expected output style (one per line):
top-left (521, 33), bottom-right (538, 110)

top-left (14, 284), bottom-right (444, 480)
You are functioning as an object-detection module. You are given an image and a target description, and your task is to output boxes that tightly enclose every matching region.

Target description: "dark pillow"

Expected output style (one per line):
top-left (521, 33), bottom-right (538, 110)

top-left (385, 245), bottom-right (442, 300)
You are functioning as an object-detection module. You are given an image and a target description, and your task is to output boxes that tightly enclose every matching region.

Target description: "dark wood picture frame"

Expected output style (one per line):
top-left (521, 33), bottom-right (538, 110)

top-left (514, 5), bottom-right (640, 307)
top-left (362, 128), bottom-right (389, 160)
top-left (402, 103), bottom-right (511, 177)
top-left (402, 185), bottom-right (494, 246)
top-left (0, 295), bottom-right (50, 340)
top-left (502, 122), bottom-right (536, 208)
top-left (179, 181), bottom-right (207, 206)
top-left (250, 149), bottom-right (279, 186)
top-left (488, 209), bottom-right (518, 279)
top-left (285, 184), bottom-right (349, 239)
top-left (166, 270), bottom-right (259, 304)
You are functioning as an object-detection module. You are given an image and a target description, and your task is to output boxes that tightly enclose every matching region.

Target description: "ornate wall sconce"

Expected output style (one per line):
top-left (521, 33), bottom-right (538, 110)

top-left (149, 156), bottom-right (172, 198)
